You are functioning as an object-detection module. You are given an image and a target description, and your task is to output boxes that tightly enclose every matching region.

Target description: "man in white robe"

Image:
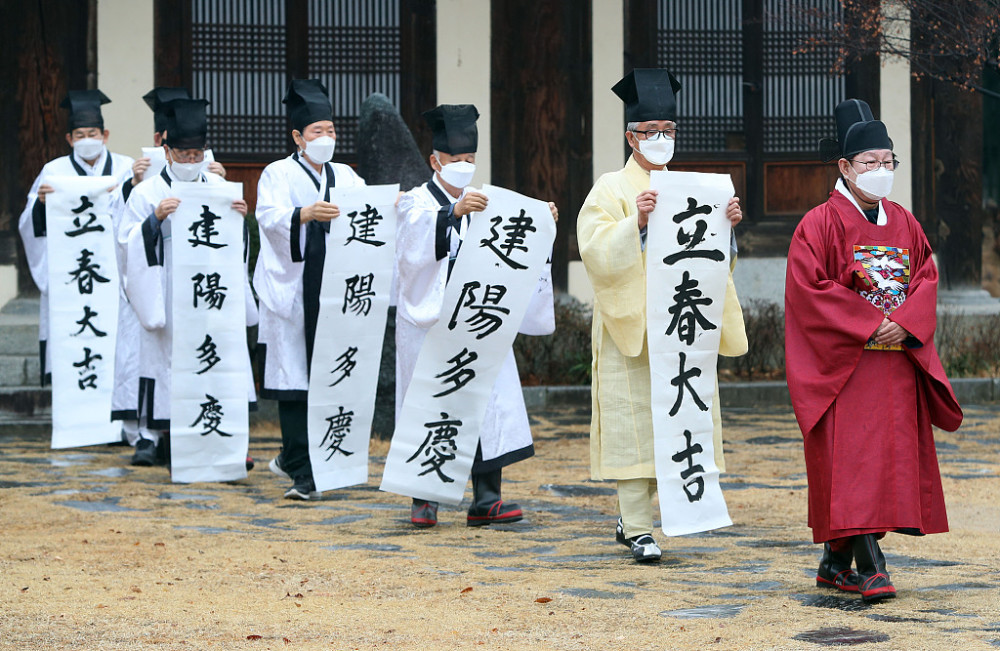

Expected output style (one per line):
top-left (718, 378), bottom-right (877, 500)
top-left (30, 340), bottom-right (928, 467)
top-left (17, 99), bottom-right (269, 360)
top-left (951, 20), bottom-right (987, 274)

top-left (578, 69), bottom-right (747, 563)
top-left (119, 99), bottom-right (257, 464)
top-left (395, 104), bottom-right (557, 528)
top-left (254, 79), bottom-right (366, 499)
top-left (18, 90), bottom-right (135, 393)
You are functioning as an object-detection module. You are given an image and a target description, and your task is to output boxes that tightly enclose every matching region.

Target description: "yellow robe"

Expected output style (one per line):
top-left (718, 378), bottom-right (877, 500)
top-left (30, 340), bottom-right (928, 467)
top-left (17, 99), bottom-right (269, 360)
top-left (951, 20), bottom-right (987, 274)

top-left (577, 155), bottom-right (748, 480)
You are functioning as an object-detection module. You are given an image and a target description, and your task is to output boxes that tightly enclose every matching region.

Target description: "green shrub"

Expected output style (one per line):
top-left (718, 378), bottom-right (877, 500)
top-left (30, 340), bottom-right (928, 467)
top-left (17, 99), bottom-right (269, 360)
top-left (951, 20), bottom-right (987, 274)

top-left (514, 294), bottom-right (593, 385)
top-left (719, 299), bottom-right (785, 381)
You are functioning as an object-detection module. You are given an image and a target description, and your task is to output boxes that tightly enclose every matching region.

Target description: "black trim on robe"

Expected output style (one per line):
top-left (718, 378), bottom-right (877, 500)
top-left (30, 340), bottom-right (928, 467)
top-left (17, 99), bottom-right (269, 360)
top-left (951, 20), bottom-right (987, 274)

top-left (290, 209), bottom-right (304, 262)
top-left (39, 340), bottom-right (51, 386)
top-left (111, 408), bottom-right (138, 422)
top-left (32, 199), bottom-right (46, 237)
top-left (301, 164), bottom-right (336, 375)
top-left (122, 179), bottom-right (134, 202)
top-left (472, 442), bottom-right (535, 474)
top-left (142, 215), bottom-right (163, 267)
top-left (425, 180), bottom-right (455, 262)
top-left (257, 343), bottom-right (309, 401)
top-left (137, 377), bottom-right (170, 431)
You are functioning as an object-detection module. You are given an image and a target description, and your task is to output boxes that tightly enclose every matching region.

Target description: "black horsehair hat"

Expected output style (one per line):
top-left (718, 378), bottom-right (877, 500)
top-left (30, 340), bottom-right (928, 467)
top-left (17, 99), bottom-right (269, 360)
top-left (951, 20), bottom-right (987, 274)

top-left (61, 90), bottom-right (111, 131)
top-left (144, 87), bottom-right (192, 134)
top-left (820, 99), bottom-right (893, 162)
top-left (283, 79), bottom-right (333, 133)
top-left (162, 98), bottom-right (209, 150)
top-left (612, 68), bottom-right (682, 123)
top-left (423, 104), bottom-right (480, 155)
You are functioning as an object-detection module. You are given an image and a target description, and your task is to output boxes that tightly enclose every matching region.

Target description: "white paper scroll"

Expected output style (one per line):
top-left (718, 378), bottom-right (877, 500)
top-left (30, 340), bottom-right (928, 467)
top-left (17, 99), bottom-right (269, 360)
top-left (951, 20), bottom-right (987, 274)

top-left (381, 184), bottom-right (556, 504)
top-left (307, 184), bottom-right (398, 491)
top-left (646, 171), bottom-right (734, 536)
top-left (46, 176), bottom-right (121, 449)
top-left (169, 181), bottom-right (249, 483)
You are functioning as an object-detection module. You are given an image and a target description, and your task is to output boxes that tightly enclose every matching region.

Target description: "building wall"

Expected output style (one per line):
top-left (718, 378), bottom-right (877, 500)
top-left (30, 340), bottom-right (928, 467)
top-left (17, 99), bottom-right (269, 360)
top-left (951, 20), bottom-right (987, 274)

top-left (97, 0), bottom-right (155, 160)
top-left (880, 0), bottom-right (912, 211)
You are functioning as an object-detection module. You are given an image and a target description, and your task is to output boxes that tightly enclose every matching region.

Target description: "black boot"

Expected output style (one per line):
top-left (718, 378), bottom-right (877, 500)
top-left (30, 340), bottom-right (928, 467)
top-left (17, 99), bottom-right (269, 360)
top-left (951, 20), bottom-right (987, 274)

top-left (852, 534), bottom-right (896, 602)
top-left (816, 541), bottom-right (860, 593)
top-left (411, 499), bottom-right (439, 528)
top-left (467, 469), bottom-right (523, 526)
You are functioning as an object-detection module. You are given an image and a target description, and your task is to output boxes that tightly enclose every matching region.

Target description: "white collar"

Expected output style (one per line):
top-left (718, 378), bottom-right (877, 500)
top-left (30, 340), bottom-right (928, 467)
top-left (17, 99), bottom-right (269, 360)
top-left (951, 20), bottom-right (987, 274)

top-left (835, 178), bottom-right (886, 226)
top-left (432, 174), bottom-right (460, 204)
top-left (73, 148), bottom-right (107, 174)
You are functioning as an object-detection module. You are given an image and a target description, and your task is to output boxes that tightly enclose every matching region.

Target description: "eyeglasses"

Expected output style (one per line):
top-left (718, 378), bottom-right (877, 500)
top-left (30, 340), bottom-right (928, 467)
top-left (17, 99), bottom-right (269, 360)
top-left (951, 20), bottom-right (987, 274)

top-left (171, 148), bottom-right (207, 163)
top-left (632, 128), bottom-right (678, 141)
top-left (849, 158), bottom-right (900, 172)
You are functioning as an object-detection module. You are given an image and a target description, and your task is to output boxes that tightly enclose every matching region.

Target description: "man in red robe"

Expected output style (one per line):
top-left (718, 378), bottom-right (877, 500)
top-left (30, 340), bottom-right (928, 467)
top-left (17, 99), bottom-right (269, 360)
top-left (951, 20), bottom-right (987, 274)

top-left (784, 99), bottom-right (962, 603)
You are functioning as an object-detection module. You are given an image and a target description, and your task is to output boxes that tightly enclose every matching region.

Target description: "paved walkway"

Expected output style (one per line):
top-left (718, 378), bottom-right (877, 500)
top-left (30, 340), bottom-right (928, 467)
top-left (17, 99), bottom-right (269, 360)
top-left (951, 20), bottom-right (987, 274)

top-left (0, 406), bottom-right (998, 649)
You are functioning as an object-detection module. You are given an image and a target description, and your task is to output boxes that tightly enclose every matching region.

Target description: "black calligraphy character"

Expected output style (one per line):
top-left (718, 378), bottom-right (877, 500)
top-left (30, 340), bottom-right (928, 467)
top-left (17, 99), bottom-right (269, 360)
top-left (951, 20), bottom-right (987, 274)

top-left (480, 210), bottom-right (536, 270)
top-left (670, 430), bottom-right (706, 502)
top-left (195, 334), bottom-right (221, 375)
top-left (342, 273), bottom-right (375, 316)
top-left (73, 306), bottom-right (107, 337)
top-left (432, 348), bottom-right (478, 397)
top-left (67, 249), bottom-right (110, 295)
top-left (191, 394), bottom-right (230, 436)
top-left (663, 197), bottom-right (725, 266)
top-left (187, 205), bottom-right (227, 249)
top-left (669, 351), bottom-right (708, 416)
top-left (666, 271), bottom-right (716, 345)
top-left (192, 272), bottom-right (228, 310)
top-left (329, 346), bottom-right (358, 387)
top-left (406, 412), bottom-right (462, 483)
top-left (447, 281), bottom-right (510, 340)
top-left (345, 204), bottom-right (386, 247)
top-left (320, 406), bottom-right (355, 460)
top-left (65, 197), bottom-right (105, 238)
top-left (73, 347), bottom-right (102, 390)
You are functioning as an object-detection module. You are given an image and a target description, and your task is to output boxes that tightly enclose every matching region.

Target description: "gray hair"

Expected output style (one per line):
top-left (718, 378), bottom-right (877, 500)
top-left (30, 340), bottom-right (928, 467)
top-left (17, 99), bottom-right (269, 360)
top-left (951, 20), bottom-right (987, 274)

top-left (626, 122), bottom-right (640, 132)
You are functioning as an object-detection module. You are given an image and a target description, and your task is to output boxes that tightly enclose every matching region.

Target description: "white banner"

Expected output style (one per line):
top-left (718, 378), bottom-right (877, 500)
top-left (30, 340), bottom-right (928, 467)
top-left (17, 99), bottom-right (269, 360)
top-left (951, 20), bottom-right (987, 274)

top-left (381, 184), bottom-right (556, 504)
top-left (46, 176), bottom-right (121, 449)
top-left (646, 171), bottom-right (734, 536)
top-left (307, 184), bottom-right (398, 491)
top-left (169, 181), bottom-right (249, 483)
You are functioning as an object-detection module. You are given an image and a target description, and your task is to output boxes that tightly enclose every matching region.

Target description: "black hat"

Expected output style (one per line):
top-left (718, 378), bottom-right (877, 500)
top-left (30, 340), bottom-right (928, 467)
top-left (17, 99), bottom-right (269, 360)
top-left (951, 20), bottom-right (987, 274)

top-left (283, 79), bottom-right (333, 132)
top-left (60, 90), bottom-right (111, 131)
top-left (423, 104), bottom-right (479, 154)
top-left (820, 99), bottom-right (893, 162)
top-left (163, 98), bottom-right (209, 149)
top-left (143, 87), bottom-right (191, 133)
top-left (612, 69), bottom-right (682, 123)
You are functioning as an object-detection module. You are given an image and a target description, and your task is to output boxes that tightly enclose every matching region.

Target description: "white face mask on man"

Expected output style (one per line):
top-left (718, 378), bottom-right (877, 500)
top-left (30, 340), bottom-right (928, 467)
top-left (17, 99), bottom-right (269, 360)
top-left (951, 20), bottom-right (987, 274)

top-left (171, 159), bottom-right (207, 182)
top-left (436, 155), bottom-right (476, 189)
top-left (73, 137), bottom-right (105, 161)
top-left (303, 135), bottom-right (336, 164)
top-left (854, 167), bottom-right (894, 200)
top-left (635, 135), bottom-right (675, 166)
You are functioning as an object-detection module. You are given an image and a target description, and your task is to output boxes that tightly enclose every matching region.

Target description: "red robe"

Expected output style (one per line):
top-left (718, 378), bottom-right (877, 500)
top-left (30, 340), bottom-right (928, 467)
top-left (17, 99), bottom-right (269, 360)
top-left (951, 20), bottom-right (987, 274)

top-left (785, 188), bottom-right (962, 543)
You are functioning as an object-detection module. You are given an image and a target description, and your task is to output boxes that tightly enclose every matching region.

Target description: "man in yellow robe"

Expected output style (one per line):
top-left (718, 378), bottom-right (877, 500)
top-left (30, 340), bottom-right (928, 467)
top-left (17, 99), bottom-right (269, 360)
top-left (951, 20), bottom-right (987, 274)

top-left (578, 68), bottom-right (748, 563)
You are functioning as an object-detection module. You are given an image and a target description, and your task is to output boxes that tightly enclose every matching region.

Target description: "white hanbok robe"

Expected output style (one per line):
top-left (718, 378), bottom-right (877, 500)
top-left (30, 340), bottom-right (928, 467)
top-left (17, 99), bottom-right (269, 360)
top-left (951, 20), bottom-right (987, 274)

top-left (119, 167), bottom-right (258, 428)
top-left (253, 153), bottom-right (366, 399)
top-left (17, 148), bottom-right (134, 384)
top-left (395, 176), bottom-right (555, 472)
top-left (109, 181), bottom-right (143, 424)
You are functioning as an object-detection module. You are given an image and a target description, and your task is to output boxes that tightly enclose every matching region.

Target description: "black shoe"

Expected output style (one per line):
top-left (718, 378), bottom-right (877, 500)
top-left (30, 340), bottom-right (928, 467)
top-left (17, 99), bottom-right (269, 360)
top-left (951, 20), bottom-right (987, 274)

top-left (615, 517), bottom-right (629, 547)
top-left (467, 469), bottom-right (523, 526)
top-left (411, 499), bottom-right (439, 528)
top-left (284, 479), bottom-right (320, 501)
top-left (628, 534), bottom-right (662, 563)
top-left (269, 455), bottom-right (291, 480)
top-left (155, 436), bottom-right (170, 466)
top-left (130, 439), bottom-right (157, 466)
top-left (853, 534), bottom-right (896, 603)
top-left (245, 456), bottom-right (255, 471)
top-left (816, 541), bottom-right (860, 593)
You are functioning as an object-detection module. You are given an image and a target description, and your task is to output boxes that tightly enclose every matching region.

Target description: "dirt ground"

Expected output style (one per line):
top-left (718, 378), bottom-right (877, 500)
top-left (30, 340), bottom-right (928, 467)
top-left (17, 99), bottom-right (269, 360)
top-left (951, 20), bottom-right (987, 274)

top-left (1, 405), bottom-right (998, 650)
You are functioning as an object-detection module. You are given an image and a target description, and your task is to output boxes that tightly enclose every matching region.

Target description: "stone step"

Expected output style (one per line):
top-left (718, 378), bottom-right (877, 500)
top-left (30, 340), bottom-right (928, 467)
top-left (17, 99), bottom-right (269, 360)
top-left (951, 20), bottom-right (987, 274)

top-left (0, 386), bottom-right (51, 418)
top-left (0, 297), bottom-right (41, 356)
top-left (0, 354), bottom-right (42, 387)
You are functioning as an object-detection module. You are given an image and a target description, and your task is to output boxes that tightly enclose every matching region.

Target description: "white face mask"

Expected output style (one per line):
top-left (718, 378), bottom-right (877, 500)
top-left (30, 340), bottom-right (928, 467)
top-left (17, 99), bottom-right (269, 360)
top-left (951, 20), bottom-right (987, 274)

top-left (303, 136), bottom-right (335, 164)
top-left (436, 157), bottom-right (476, 189)
top-left (73, 137), bottom-right (105, 161)
top-left (171, 159), bottom-right (206, 182)
top-left (637, 136), bottom-right (675, 166)
top-left (854, 167), bottom-right (894, 200)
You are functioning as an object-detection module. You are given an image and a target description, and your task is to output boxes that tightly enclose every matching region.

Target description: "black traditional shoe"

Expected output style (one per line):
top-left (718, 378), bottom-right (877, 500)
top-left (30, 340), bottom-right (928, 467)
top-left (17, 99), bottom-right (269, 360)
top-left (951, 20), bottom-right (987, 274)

top-left (615, 517), bottom-right (630, 547)
top-left (853, 534), bottom-right (896, 603)
top-left (155, 436), bottom-right (170, 466)
top-left (467, 469), bottom-right (523, 526)
top-left (816, 542), bottom-right (860, 593)
top-left (628, 534), bottom-right (662, 563)
top-left (284, 479), bottom-right (320, 501)
top-left (269, 455), bottom-right (291, 480)
top-left (130, 439), bottom-right (157, 466)
top-left (411, 499), bottom-right (439, 528)
top-left (245, 456), bottom-right (255, 471)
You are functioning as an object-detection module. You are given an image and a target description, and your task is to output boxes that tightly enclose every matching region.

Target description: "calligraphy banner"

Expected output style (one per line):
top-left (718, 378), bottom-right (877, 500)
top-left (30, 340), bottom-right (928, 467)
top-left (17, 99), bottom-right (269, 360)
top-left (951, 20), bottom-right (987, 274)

top-left (307, 184), bottom-right (398, 491)
top-left (46, 176), bottom-right (121, 449)
top-left (169, 181), bottom-right (249, 483)
top-left (380, 185), bottom-right (556, 504)
top-left (647, 171), bottom-right (734, 536)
